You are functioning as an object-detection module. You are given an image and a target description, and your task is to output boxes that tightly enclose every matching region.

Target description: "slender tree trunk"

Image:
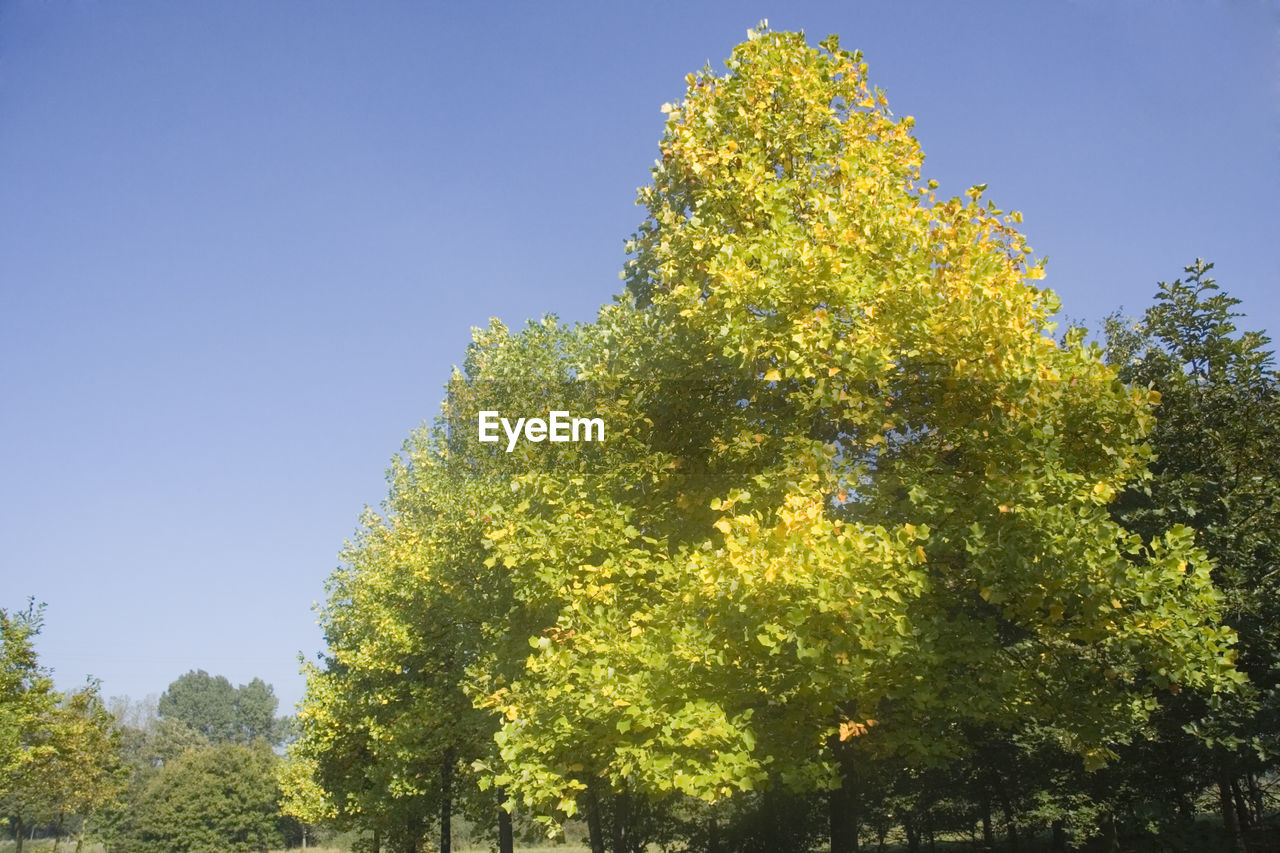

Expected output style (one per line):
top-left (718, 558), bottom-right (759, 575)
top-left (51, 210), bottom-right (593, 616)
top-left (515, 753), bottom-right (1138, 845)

top-left (1050, 819), bottom-right (1067, 853)
top-left (401, 814), bottom-right (424, 853)
top-left (302, 825), bottom-right (308, 851)
top-left (497, 787), bottom-right (514, 853)
top-left (997, 790), bottom-right (1019, 853)
top-left (372, 827), bottom-right (382, 853)
top-left (609, 788), bottom-right (629, 853)
top-left (903, 816), bottom-right (920, 853)
top-left (53, 810), bottom-right (64, 852)
top-left (14, 813), bottom-right (23, 853)
top-left (1098, 811), bottom-right (1119, 853)
top-left (1232, 778), bottom-right (1252, 832)
top-left (585, 779), bottom-right (607, 853)
top-left (980, 795), bottom-right (994, 850)
top-left (829, 784), bottom-right (857, 853)
top-left (828, 744), bottom-right (859, 853)
top-left (707, 815), bottom-right (720, 853)
top-left (441, 747), bottom-right (455, 853)
top-left (1219, 771), bottom-right (1246, 853)
top-left (1246, 774), bottom-right (1265, 827)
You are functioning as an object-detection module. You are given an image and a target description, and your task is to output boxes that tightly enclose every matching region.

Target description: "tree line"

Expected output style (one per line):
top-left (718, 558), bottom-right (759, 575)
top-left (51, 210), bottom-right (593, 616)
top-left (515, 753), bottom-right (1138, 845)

top-left (0, 652), bottom-right (302, 853)
top-left (289, 26), bottom-right (1277, 853)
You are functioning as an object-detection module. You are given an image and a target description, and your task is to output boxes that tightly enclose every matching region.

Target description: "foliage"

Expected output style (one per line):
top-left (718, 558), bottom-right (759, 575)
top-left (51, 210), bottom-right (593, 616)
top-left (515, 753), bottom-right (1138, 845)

top-left (158, 670), bottom-right (283, 746)
top-left (107, 741), bottom-right (282, 853)
top-left (1, 605), bottom-right (121, 851)
top-left (1105, 259), bottom-right (1280, 846)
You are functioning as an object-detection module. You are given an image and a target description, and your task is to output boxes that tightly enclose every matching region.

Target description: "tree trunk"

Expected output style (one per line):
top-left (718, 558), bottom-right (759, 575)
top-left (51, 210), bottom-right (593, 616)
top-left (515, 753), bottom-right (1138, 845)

top-left (1098, 811), bottom-right (1119, 853)
top-left (1219, 771), bottom-right (1246, 852)
top-left (1050, 819), bottom-right (1067, 853)
top-left (609, 788), bottom-right (625, 853)
top-left (585, 779), bottom-right (607, 853)
top-left (15, 813), bottom-right (23, 853)
top-left (302, 825), bottom-right (308, 851)
top-left (497, 787), bottom-right (514, 853)
top-left (400, 814), bottom-right (424, 853)
top-left (980, 795), bottom-right (994, 850)
top-left (828, 744), bottom-right (859, 853)
top-left (1232, 778), bottom-right (1252, 832)
top-left (707, 815), bottom-right (720, 853)
top-left (903, 817), bottom-right (920, 853)
top-left (997, 789), bottom-right (1019, 853)
top-left (440, 747), bottom-right (455, 853)
top-left (372, 827), bottom-right (382, 853)
top-left (1246, 774), bottom-right (1265, 827)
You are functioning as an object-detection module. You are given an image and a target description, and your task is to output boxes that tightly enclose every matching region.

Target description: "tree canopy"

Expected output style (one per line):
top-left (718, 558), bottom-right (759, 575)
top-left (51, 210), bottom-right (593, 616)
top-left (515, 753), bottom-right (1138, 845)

top-left (295, 26), bottom-right (1253, 853)
top-left (158, 669), bottom-right (283, 746)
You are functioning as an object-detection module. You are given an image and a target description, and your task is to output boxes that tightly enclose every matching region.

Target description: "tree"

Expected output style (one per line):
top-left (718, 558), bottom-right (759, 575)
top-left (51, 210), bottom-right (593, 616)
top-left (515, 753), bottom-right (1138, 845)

top-left (158, 669), bottom-right (282, 746)
top-left (304, 27), bottom-right (1248, 853)
top-left (277, 753), bottom-right (335, 850)
top-left (1, 602), bottom-right (62, 853)
top-left (30, 684), bottom-right (122, 853)
top-left (1106, 260), bottom-right (1280, 850)
top-left (297, 315), bottom-right (647, 852)
top-left (109, 741), bottom-right (282, 853)
top-left (473, 26), bottom-right (1241, 844)
top-left (1, 606), bottom-right (122, 853)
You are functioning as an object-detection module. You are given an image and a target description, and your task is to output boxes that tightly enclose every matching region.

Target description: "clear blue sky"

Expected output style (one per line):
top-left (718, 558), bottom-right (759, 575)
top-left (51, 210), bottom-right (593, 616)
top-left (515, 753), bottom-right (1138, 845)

top-left (1, 1), bottom-right (1275, 713)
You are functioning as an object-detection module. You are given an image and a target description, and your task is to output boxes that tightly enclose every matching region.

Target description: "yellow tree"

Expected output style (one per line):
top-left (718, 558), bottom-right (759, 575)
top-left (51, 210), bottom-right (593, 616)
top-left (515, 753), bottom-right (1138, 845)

top-left (474, 26), bottom-right (1242, 852)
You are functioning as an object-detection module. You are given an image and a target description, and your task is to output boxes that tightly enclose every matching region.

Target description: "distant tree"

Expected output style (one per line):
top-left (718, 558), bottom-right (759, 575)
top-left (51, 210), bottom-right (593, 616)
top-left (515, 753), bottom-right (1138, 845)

top-left (236, 677), bottom-right (282, 744)
top-left (157, 670), bottom-right (238, 742)
top-left (158, 670), bottom-right (282, 745)
top-left (109, 740), bottom-right (282, 853)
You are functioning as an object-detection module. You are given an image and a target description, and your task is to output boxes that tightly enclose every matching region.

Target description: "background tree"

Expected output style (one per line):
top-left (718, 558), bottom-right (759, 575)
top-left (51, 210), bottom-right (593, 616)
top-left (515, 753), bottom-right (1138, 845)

top-left (1106, 260), bottom-right (1280, 850)
top-left (158, 669), bottom-right (283, 746)
top-left (108, 740), bottom-right (283, 853)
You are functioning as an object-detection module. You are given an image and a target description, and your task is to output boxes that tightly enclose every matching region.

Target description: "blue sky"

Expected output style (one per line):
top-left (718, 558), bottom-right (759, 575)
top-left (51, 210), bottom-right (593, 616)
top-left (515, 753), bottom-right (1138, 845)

top-left (1, 1), bottom-right (1275, 713)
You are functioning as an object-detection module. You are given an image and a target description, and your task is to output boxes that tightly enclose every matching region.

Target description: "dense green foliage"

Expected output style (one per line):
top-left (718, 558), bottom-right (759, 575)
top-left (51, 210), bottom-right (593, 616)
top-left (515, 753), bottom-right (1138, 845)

top-left (1101, 260), bottom-right (1280, 850)
top-left (158, 669), bottom-right (284, 746)
top-left (109, 741), bottom-right (283, 853)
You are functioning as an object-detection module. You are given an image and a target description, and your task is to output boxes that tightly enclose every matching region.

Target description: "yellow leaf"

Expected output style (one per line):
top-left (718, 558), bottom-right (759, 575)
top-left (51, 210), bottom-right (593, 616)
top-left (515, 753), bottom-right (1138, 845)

top-left (838, 718), bottom-right (877, 741)
top-left (763, 369), bottom-right (781, 381)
